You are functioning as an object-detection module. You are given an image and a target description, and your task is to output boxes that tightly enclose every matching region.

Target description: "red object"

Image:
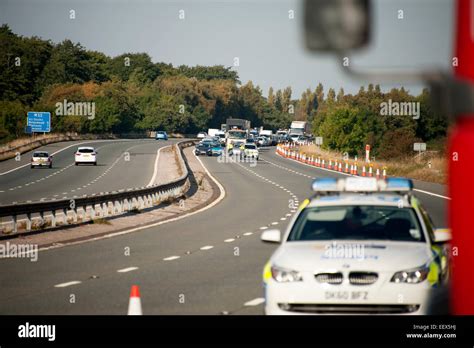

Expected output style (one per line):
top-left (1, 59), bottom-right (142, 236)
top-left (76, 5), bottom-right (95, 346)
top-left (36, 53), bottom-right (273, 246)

top-left (130, 285), bottom-right (140, 298)
top-left (450, 0), bottom-right (474, 314)
top-left (365, 144), bottom-right (370, 151)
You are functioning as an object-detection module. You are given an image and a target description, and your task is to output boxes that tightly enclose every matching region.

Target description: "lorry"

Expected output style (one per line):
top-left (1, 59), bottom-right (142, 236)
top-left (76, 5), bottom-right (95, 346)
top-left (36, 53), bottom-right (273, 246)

top-left (289, 121), bottom-right (310, 136)
top-left (226, 118), bottom-right (251, 131)
top-left (226, 129), bottom-right (247, 148)
top-left (208, 128), bottom-right (220, 137)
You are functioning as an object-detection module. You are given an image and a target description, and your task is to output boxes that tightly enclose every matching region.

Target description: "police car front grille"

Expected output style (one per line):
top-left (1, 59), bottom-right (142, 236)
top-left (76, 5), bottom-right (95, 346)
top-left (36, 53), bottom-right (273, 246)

top-left (278, 303), bottom-right (420, 314)
top-left (349, 272), bottom-right (378, 285)
top-left (314, 272), bottom-right (343, 284)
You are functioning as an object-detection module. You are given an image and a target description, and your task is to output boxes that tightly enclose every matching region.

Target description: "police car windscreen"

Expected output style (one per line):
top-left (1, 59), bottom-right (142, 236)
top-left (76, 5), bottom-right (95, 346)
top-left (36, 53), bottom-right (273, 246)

top-left (287, 206), bottom-right (425, 242)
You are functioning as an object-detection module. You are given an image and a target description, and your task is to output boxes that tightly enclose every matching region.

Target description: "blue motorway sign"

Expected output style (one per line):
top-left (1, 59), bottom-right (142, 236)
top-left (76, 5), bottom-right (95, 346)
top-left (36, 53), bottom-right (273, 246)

top-left (27, 112), bottom-right (51, 132)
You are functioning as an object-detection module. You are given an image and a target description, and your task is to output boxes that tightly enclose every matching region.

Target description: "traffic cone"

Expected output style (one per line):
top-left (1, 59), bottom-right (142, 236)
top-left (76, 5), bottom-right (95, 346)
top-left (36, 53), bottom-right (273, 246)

top-left (376, 168), bottom-right (380, 179)
top-left (362, 166), bottom-right (366, 177)
top-left (338, 162), bottom-right (342, 172)
top-left (368, 165), bottom-right (373, 177)
top-left (354, 163), bottom-right (358, 176)
top-left (350, 164), bottom-right (354, 174)
top-left (322, 159), bottom-right (325, 168)
top-left (345, 162), bottom-right (349, 173)
top-left (329, 160), bottom-right (332, 170)
top-left (316, 157), bottom-right (320, 167)
top-left (128, 285), bottom-right (142, 315)
top-left (382, 167), bottom-right (387, 179)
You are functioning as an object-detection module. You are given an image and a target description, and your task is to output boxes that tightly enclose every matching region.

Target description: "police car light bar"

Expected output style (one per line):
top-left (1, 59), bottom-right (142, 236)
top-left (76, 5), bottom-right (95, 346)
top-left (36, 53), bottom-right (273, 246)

top-left (312, 177), bottom-right (413, 193)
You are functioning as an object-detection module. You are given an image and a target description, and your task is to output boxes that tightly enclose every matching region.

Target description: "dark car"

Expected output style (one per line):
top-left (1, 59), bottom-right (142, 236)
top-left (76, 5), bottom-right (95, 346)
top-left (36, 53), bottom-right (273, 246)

top-left (195, 143), bottom-right (212, 156)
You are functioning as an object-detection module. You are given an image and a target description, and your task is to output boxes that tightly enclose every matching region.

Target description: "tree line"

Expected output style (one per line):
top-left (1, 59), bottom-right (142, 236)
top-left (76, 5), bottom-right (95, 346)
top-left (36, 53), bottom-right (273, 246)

top-left (0, 25), bottom-right (448, 158)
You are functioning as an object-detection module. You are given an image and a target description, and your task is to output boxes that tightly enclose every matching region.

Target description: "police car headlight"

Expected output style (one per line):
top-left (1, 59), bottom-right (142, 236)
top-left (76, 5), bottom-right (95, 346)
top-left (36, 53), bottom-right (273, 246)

top-left (271, 265), bottom-right (303, 283)
top-left (390, 265), bottom-right (429, 284)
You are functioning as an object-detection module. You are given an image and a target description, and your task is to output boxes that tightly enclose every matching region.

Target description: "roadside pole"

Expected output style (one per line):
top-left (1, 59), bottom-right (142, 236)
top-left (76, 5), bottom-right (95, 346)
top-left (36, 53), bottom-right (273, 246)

top-left (449, 0), bottom-right (474, 314)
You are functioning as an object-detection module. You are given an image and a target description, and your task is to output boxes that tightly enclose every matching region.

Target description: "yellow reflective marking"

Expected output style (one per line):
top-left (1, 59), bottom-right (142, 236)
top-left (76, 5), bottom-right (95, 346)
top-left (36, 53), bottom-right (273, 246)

top-left (263, 261), bottom-right (272, 283)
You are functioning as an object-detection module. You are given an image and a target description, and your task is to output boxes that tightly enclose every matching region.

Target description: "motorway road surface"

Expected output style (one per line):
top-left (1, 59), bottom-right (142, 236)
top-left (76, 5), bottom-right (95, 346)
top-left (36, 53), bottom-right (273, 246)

top-left (0, 146), bottom-right (448, 315)
top-left (0, 139), bottom-right (178, 205)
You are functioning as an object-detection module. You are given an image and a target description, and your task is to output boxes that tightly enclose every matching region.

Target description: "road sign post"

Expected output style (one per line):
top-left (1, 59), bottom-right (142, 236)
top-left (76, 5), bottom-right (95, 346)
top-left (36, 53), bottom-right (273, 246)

top-left (413, 142), bottom-right (426, 156)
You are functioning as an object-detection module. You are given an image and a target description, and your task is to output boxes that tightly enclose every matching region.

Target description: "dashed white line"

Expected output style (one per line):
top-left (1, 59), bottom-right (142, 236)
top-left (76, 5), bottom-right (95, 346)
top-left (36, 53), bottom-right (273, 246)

top-left (200, 245), bottom-right (214, 250)
top-left (243, 232), bottom-right (253, 236)
top-left (244, 298), bottom-right (265, 306)
top-left (163, 256), bottom-right (180, 261)
top-left (54, 281), bottom-right (82, 288)
top-left (224, 238), bottom-right (235, 243)
top-left (117, 267), bottom-right (139, 273)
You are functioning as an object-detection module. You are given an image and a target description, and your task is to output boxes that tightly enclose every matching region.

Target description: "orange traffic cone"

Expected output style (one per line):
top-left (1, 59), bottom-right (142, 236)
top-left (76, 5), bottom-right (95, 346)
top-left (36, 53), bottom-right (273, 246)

top-left (362, 166), bottom-right (366, 177)
top-left (345, 162), bottom-right (349, 173)
top-left (376, 168), bottom-right (380, 179)
top-left (128, 285), bottom-right (143, 315)
top-left (382, 167), bottom-right (387, 179)
top-left (368, 165), bottom-right (373, 177)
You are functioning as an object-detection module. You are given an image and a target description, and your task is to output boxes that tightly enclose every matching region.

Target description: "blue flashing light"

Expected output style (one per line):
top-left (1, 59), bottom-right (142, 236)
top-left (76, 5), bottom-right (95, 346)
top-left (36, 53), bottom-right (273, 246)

top-left (385, 178), bottom-right (413, 192)
top-left (312, 178), bottom-right (339, 192)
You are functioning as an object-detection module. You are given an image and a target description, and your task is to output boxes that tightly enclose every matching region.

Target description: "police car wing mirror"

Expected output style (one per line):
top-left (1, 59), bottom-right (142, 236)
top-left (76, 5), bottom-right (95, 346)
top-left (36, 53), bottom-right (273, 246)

top-left (433, 228), bottom-right (451, 244)
top-left (304, 0), bottom-right (371, 52)
top-left (261, 229), bottom-right (281, 243)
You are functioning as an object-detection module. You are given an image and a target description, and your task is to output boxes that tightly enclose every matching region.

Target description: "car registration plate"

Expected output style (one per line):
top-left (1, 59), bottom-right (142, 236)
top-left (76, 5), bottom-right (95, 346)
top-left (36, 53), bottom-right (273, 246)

top-left (324, 291), bottom-right (369, 300)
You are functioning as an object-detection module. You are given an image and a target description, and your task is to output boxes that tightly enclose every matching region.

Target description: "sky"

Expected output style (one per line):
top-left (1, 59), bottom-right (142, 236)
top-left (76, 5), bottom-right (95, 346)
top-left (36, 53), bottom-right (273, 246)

top-left (0, 0), bottom-right (454, 98)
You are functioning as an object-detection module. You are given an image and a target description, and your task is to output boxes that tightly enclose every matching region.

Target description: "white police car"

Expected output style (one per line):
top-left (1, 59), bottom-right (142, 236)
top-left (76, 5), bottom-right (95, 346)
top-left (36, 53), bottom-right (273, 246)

top-left (261, 177), bottom-right (450, 315)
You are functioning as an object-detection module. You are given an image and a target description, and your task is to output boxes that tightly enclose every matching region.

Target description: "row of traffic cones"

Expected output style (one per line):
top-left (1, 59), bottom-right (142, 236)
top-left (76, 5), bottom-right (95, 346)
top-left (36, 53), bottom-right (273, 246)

top-left (276, 144), bottom-right (387, 179)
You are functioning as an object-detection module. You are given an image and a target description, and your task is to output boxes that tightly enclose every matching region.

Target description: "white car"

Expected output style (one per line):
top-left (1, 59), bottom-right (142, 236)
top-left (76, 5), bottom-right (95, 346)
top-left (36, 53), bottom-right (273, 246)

top-left (261, 177), bottom-right (450, 315)
top-left (31, 151), bottom-right (52, 168)
top-left (197, 132), bottom-right (207, 139)
top-left (243, 144), bottom-right (259, 160)
top-left (75, 147), bottom-right (97, 165)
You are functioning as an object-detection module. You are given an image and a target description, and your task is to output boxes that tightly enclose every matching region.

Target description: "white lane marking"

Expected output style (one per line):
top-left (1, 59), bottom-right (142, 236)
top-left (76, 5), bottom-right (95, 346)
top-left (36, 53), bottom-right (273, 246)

top-left (280, 217), bottom-right (286, 221)
top-left (117, 267), bottom-right (139, 273)
top-left (259, 226), bottom-right (268, 230)
top-left (244, 298), bottom-right (265, 306)
top-left (35, 144), bottom-right (226, 254)
top-left (272, 152), bottom-right (450, 201)
top-left (224, 238), bottom-right (235, 243)
top-left (271, 222), bottom-right (279, 225)
top-left (243, 232), bottom-right (253, 236)
top-left (163, 256), bottom-right (180, 261)
top-left (54, 281), bottom-right (82, 288)
top-left (413, 189), bottom-right (450, 200)
top-left (0, 139), bottom-right (131, 176)
top-left (200, 245), bottom-right (214, 250)
top-left (147, 146), bottom-right (166, 187)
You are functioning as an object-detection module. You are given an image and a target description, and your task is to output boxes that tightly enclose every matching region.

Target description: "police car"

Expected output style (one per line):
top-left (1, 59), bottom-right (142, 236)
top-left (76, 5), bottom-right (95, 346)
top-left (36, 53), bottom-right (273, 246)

top-left (261, 177), bottom-right (450, 315)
